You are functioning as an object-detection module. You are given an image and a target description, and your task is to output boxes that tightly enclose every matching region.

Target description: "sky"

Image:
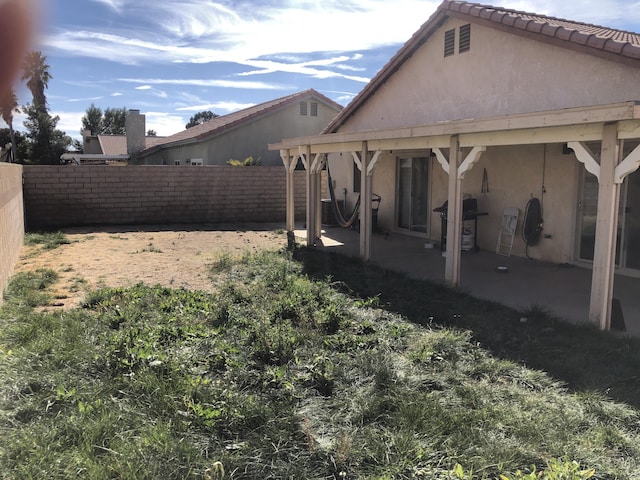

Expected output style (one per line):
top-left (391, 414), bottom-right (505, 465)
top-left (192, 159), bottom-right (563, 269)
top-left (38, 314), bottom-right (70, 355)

top-left (9, 0), bottom-right (640, 141)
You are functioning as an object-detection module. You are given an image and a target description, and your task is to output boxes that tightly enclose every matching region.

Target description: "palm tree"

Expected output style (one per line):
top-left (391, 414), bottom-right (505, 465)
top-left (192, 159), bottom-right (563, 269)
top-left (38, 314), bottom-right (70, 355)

top-left (21, 50), bottom-right (51, 112)
top-left (0, 87), bottom-right (19, 161)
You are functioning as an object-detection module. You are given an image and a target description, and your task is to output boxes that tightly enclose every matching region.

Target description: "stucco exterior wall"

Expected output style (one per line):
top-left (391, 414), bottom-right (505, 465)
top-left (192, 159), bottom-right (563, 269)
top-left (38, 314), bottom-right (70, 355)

top-left (23, 166), bottom-right (320, 230)
top-left (325, 15), bottom-right (640, 265)
top-left (0, 163), bottom-right (24, 303)
top-left (328, 143), bottom-right (581, 264)
top-left (142, 101), bottom-right (339, 167)
top-left (340, 18), bottom-right (640, 132)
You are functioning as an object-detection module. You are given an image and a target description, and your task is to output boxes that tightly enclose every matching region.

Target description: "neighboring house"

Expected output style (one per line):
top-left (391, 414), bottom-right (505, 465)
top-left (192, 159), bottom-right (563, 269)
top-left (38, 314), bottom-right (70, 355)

top-left (61, 111), bottom-right (166, 165)
top-left (270, 0), bottom-right (640, 330)
top-left (133, 89), bottom-right (342, 166)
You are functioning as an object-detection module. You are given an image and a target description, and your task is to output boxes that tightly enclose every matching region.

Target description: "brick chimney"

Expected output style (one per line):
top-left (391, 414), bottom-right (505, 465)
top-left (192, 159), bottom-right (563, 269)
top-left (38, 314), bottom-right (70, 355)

top-left (126, 109), bottom-right (146, 156)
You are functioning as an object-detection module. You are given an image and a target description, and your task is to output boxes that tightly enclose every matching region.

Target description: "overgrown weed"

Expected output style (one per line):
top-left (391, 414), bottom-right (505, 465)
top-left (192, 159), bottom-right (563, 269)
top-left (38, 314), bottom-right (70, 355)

top-left (1, 247), bottom-right (639, 478)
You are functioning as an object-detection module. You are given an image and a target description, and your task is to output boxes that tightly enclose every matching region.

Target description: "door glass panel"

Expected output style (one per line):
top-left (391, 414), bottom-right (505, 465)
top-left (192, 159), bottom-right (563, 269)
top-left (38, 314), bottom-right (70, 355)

top-left (410, 158), bottom-right (429, 233)
top-left (398, 159), bottom-right (411, 229)
top-left (397, 157), bottom-right (429, 233)
top-left (579, 172), bottom-right (598, 261)
top-left (579, 171), bottom-right (623, 265)
top-left (625, 170), bottom-right (640, 269)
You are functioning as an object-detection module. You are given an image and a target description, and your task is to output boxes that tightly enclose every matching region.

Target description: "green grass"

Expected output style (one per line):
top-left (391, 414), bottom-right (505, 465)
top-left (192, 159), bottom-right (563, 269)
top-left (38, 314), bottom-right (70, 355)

top-left (24, 231), bottom-right (70, 250)
top-left (1, 247), bottom-right (639, 479)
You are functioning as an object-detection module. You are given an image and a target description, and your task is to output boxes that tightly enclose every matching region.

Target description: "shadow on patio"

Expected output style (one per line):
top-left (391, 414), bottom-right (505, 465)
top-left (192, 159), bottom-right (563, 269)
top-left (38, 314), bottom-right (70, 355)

top-left (295, 225), bottom-right (640, 337)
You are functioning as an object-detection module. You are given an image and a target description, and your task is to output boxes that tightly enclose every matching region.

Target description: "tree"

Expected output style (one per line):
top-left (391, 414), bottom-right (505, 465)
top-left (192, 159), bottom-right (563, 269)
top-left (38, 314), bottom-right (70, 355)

top-left (227, 156), bottom-right (262, 167)
top-left (21, 51), bottom-right (51, 113)
top-left (81, 103), bottom-right (103, 135)
top-left (185, 110), bottom-right (218, 129)
top-left (103, 107), bottom-right (127, 135)
top-left (0, 87), bottom-right (19, 161)
top-left (146, 129), bottom-right (157, 136)
top-left (23, 104), bottom-right (72, 164)
top-left (80, 105), bottom-right (127, 136)
top-left (0, 128), bottom-right (27, 162)
top-left (20, 50), bottom-right (71, 164)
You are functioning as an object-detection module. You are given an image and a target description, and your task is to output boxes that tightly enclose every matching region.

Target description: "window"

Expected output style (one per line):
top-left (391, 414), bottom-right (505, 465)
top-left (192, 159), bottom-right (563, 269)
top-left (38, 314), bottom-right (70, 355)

top-left (444, 28), bottom-right (455, 57)
top-left (459, 24), bottom-right (471, 53)
top-left (191, 158), bottom-right (203, 166)
top-left (310, 102), bottom-right (318, 117)
top-left (299, 102), bottom-right (308, 116)
top-left (174, 160), bottom-right (181, 165)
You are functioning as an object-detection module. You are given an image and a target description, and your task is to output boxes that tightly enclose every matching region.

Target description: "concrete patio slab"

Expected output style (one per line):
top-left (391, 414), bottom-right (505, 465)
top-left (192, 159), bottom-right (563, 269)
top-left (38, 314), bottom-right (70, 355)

top-left (295, 226), bottom-right (640, 337)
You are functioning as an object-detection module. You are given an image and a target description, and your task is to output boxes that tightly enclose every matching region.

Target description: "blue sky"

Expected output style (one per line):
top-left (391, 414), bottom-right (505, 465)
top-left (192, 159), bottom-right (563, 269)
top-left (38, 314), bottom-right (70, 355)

top-left (9, 0), bottom-right (640, 140)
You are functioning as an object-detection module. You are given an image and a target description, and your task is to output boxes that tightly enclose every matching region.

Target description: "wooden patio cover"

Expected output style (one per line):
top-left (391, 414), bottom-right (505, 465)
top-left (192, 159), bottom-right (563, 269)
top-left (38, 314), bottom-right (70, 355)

top-left (270, 101), bottom-right (640, 330)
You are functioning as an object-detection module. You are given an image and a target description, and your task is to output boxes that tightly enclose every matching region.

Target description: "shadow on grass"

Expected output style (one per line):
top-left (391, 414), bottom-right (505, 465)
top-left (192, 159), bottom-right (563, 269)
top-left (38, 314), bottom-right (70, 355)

top-left (293, 246), bottom-right (640, 409)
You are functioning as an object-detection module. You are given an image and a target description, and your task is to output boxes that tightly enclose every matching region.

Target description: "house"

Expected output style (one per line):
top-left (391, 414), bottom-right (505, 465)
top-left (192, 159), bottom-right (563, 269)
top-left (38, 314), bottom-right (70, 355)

top-left (270, 0), bottom-right (640, 331)
top-left (61, 111), bottom-right (166, 165)
top-left (132, 90), bottom-right (342, 166)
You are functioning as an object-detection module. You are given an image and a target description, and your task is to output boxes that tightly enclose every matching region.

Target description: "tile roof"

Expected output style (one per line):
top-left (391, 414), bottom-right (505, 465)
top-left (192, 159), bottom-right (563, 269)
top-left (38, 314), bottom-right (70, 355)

top-left (138, 89), bottom-right (342, 157)
top-left (446, 1), bottom-right (640, 60)
top-left (97, 135), bottom-right (166, 155)
top-left (324, 0), bottom-right (640, 133)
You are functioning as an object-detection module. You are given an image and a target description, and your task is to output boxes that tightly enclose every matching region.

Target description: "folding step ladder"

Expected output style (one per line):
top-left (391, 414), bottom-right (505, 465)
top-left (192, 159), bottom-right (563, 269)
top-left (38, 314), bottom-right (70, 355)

top-left (496, 207), bottom-right (519, 256)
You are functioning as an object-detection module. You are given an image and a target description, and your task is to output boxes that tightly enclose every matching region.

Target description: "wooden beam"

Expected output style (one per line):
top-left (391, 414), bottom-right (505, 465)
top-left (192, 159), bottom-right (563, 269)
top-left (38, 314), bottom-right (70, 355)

top-left (567, 142), bottom-right (600, 180)
top-left (445, 135), bottom-right (463, 286)
top-left (589, 122), bottom-right (622, 330)
top-left (458, 146), bottom-right (486, 179)
top-left (433, 147), bottom-right (449, 174)
top-left (366, 149), bottom-right (382, 175)
top-left (351, 151), bottom-right (362, 171)
top-left (615, 143), bottom-right (640, 183)
top-left (280, 150), bottom-right (296, 232)
top-left (360, 142), bottom-right (372, 261)
top-left (269, 101), bottom-right (640, 152)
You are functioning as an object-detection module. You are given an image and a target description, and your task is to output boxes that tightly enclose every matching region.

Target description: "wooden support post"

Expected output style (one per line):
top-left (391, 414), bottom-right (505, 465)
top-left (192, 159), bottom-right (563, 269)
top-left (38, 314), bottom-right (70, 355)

top-left (314, 164), bottom-right (322, 241)
top-left (302, 146), bottom-right (315, 246)
top-left (281, 150), bottom-right (296, 232)
top-left (359, 142), bottom-right (372, 260)
top-left (445, 135), bottom-right (462, 286)
top-left (589, 123), bottom-right (622, 330)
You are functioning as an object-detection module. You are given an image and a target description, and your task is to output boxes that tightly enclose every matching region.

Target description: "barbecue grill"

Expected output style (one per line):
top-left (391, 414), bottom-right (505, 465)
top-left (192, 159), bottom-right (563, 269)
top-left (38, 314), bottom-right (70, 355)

top-left (433, 198), bottom-right (487, 251)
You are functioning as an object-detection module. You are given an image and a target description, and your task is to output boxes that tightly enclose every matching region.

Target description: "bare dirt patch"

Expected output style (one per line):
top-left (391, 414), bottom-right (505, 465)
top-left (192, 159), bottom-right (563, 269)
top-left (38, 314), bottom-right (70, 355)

top-left (13, 223), bottom-right (290, 309)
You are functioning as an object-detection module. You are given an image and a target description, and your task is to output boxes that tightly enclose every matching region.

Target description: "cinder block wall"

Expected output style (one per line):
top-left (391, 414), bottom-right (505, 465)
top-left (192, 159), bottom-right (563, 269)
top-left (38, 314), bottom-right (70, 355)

top-left (0, 163), bottom-right (24, 303)
top-left (23, 166), bottom-right (325, 230)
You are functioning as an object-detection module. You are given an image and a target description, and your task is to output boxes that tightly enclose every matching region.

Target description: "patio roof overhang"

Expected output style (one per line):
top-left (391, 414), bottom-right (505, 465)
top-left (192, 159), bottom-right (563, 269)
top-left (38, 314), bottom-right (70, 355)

top-left (270, 101), bottom-right (640, 154)
top-left (269, 101), bottom-right (640, 332)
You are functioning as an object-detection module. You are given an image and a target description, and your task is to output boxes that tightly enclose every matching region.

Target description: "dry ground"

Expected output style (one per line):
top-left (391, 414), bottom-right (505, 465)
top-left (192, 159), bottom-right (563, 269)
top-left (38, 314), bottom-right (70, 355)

top-left (13, 223), bottom-right (290, 310)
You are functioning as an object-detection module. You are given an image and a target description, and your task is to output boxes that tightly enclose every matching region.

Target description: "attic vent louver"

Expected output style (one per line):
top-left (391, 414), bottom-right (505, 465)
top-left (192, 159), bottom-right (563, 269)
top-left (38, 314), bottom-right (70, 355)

top-left (310, 102), bottom-right (318, 117)
top-left (444, 28), bottom-right (455, 57)
top-left (300, 102), bottom-right (308, 116)
top-left (459, 24), bottom-right (471, 53)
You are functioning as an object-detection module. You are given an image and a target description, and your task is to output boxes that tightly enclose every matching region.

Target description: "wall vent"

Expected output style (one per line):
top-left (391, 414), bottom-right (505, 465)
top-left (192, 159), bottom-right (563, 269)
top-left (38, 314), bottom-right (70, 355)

top-left (444, 29), bottom-right (455, 57)
top-left (310, 102), bottom-right (318, 117)
top-left (459, 24), bottom-right (471, 53)
top-left (299, 102), bottom-right (308, 116)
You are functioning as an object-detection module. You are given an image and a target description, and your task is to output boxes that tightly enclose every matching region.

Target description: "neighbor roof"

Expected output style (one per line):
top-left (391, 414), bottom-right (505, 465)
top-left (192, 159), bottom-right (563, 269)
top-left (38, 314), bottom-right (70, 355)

top-left (137, 89), bottom-right (342, 157)
top-left (324, 0), bottom-right (640, 134)
top-left (97, 135), bottom-right (166, 155)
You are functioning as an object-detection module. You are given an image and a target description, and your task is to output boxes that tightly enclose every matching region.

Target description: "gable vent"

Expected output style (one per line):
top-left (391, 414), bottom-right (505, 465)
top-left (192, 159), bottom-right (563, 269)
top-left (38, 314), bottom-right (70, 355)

top-left (299, 102), bottom-right (308, 116)
top-left (444, 28), bottom-right (455, 57)
top-left (459, 24), bottom-right (471, 53)
top-left (310, 102), bottom-right (318, 117)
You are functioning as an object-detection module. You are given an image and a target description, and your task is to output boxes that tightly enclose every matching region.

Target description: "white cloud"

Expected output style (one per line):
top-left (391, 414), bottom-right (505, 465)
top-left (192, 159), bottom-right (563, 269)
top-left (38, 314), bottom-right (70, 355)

top-left (135, 85), bottom-right (152, 90)
top-left (45, 1), bottom-right (440, 81)
top-left (119, 78), bottom-right (288, 90)
top-left (111, 92), bottom-right (124, 97)
top-left (144, 111), bottom-right (187, 136)
top-left (90, 0), bottom-right (126, 13)
top-left (176, 101), bottom-right (255, 113)
top-left (53, 110), bottom-right (88, 139)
